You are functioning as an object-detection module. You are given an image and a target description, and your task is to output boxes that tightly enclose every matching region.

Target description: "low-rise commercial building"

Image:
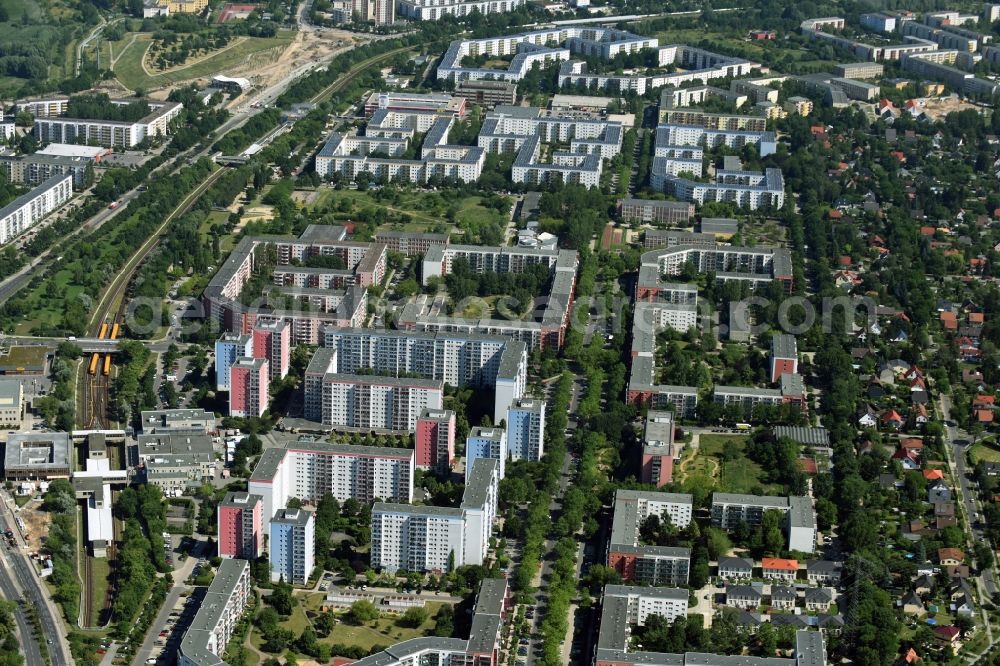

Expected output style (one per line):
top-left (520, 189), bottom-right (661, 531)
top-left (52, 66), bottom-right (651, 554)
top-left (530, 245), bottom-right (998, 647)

top-left (3, 432), bottom-right (70, 480)
top-left (140, 409), bottom-right (217, 434)
top-left (133, 433), bottom-right (216, 495)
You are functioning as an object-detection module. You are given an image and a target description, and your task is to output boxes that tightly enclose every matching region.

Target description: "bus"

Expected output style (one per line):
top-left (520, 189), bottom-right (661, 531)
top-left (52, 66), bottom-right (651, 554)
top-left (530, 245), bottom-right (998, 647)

top-left (102, 355), bottom-right (111, 377)
top-left (98, 323), bottom-right (109, 340)
top-left (735, 423), bottom-right (752, 431)
top-left (110, 323), bottom-right (120, 340)
top-left (88, 353), bottom-right (100, 375)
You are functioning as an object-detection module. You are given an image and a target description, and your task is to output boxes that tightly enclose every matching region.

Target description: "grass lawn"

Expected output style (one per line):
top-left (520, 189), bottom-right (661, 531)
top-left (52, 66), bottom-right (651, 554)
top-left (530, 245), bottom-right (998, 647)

top-left (679, 434), bottom-right (780, 494)
top-left (113, 31), bottom-right (293, 91)
top-left (971, 441), bottom-right (1000, 464)
top-left (251, 599), bottom-right (446, 656)
top-left (13, 494), bottom-right (33, 507)
top-left (89, 556), bottom-right (111, 626)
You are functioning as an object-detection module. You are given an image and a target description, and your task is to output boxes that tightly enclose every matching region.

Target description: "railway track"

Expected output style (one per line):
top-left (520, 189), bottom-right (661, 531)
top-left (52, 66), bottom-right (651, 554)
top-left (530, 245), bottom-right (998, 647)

top-left (308, 45), bottom-right (416, 104)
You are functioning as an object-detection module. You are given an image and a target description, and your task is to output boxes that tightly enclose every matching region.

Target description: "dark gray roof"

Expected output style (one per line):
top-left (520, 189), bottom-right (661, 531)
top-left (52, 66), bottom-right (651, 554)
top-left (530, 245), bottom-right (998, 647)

top-left (461, 458), bottom-right (499, 510)
top-left (773, 426), bottom-right (830, 446)
top-left (718, 556), bottom-right (754, 571)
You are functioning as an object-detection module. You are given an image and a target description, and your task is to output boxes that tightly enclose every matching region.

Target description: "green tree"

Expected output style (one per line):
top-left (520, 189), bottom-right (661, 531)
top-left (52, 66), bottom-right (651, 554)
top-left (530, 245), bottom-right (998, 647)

top-left (398, 606), bottom-right (429, 628)
top-left (346, 600), bottom-right (379, 624)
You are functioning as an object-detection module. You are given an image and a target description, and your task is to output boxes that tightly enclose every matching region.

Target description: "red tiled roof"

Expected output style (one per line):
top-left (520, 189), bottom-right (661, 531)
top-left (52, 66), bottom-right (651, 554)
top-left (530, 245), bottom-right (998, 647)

top-left (762, 557), bottom-right (799, 571)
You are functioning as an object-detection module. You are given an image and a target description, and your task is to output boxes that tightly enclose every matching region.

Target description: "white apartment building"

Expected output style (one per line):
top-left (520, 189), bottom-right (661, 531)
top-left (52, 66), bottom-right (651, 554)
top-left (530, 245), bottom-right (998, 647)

top-left (613, 489), bottom-right (694, 529)
top-left (178, 559), bottom-right (252, 666)
top-left (459, 458), bottom-right (500, 566)
top-left (466, 427), bottom-right (507, 483)
top-left (478, 107), bottom-right (624, 160)
top-left (506, 398), bottom-right (545, 461)
top-left (319, 328), bottom-right (528, 424)
top-left (557, 44), bottom-right (757, 95)
top-left (371, 504), bottom-right (466, 573)
top-left (316, 113), bottom-right (485, 184)
top-left (398, 0), bottom-right (524, 20)
top-left (602, 585), bottom-right (688, 625)
top-left (655, 123), bottom-right (777, 156)
top-left (249, 440), bottom-right (414, 533)
top-left (270, 508), bottom-right (315, 585)
top-left (654, 165), bottom-right (785, 210)
top-left (371, 458), bottom-right (500, 572)
top-left (711, 493), bottom-right (816, 553)
top-left (0, 174), bottom-right (73, 245)
top-left (635, 300), bottom-right (698, 333)
top-left (316, 374), bottom-right (444, 432)
top-left (32, 100), bottom-right (183, 148)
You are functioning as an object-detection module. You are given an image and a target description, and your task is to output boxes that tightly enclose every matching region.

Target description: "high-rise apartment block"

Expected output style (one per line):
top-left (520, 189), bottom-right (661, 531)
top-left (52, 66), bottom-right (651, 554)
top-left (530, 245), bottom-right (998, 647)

top-left (253, 319), bottom-right (291, 381)
top-left (215, 333), bottom-right (252, 392)
top-left (270, 508), bottom-right (315, 585)
top-left (506, 398), bottom-right (545, 461)
top-left (371, 458), bottom-right (499, 573)
top-left (415, 408), bottom-right (456, 470)
top-left (249, 439), bottom-right (414, 532)
top-left (466, 427), bottom-right (507, 483)
top-left (319, 328), bottom-right (528, 424)
top-left (228, 357), bottom-right (269, 418)
top-left (305, 356), bottom-right (444, 432)
top-left (217, 492), bottom-right (263, 560)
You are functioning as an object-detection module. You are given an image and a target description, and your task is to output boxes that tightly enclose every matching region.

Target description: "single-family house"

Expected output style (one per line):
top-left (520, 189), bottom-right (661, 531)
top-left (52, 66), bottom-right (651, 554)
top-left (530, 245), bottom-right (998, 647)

top-left (717, 556), bottom-right (754, 581)
top-left (938, 548), bottom-right (965, 566)
top-left (761, 557), bottom-right (798, 581)
top-left (806, 560), bottom-right (842, 585)
top-left (901, 589), bottom-right (924, 615)
top-left (804, 587), bottom-right (833, 612)
top-left (725, 585), bottom-right (762, 609)
top-left (770, 585), bottom-right (797, 610)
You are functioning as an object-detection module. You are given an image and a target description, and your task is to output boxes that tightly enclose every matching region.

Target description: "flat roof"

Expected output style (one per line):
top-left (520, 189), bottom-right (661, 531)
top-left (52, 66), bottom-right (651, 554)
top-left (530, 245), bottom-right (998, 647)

top-left (604, 584), bottom-right (688, 601)
top-left (249, 440), bottom-right (414, 481)
top-left (712, 493), bottom-right (789, 509)
top-left (770, 333), bottom-right (797, 360)
top-left (462, 458), bottom-right (498, 510)
top-left (372, 502), bottom-right (463, 518)
top-left (36, 144), bottom-right (110, 159)
top-left (272, 507), bottom-right (312, 526)
top-left (4, 432), bottom-right (71, 472)
top-left (179, 558), bottom-right (249, 666)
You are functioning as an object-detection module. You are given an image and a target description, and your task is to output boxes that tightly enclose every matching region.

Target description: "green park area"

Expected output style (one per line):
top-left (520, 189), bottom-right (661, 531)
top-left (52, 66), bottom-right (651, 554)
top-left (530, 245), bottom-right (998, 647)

top-left (111, 31), bottom-right (293, 91)
top-left (677, 434), bottom-right (781, 495)
top-left (248, 594), bottom-right (447, 656)
top-left (308, 187), bottom-right (507, 242)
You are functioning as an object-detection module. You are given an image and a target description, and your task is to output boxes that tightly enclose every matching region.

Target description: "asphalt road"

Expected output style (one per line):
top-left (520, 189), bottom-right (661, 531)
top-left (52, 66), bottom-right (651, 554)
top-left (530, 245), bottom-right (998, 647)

top-left (0, 547), bottom-right (43, 666)
top-left (0, 507), bottom-right (69, 666)
top-left (940, 394), bottom-right (999, 598)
